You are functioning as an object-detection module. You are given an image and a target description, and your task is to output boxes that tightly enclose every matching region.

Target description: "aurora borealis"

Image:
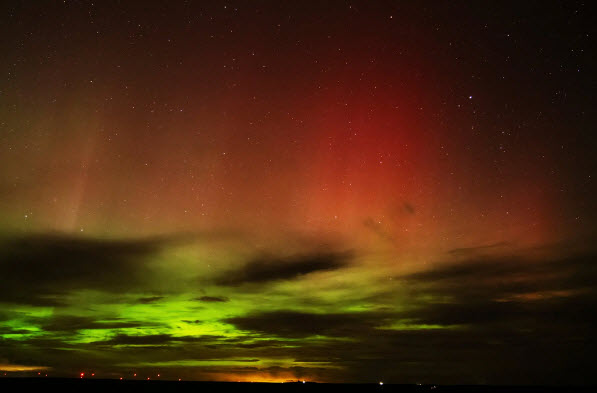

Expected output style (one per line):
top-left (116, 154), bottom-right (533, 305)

top-left (1, 0), bottom-right (596, 385)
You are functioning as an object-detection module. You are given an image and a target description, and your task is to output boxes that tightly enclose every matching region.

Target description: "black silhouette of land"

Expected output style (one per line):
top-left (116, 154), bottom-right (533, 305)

top-left (0, 378), bottom-right (595, 393)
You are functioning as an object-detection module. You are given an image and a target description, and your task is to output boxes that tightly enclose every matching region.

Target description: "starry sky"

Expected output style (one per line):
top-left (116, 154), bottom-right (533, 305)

top-left (1, 0), bottom-right (596, 385)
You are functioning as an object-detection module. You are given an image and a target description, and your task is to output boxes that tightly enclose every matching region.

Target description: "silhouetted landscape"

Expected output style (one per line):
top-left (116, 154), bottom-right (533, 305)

top-left (1, 378), bottom-right (596, 393)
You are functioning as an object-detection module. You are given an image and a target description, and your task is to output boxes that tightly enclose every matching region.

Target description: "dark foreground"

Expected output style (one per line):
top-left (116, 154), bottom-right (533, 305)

top-left (0, 378), bottom-right (595, 393)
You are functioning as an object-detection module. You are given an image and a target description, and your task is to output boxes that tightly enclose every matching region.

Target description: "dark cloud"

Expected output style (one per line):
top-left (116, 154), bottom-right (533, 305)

top-left (39, 316), bottom-right (147, 332)
top-left (181, 319), bottom-right (202, 324)
top-left (214, 251), bottom-right (351, 286)
top-left (196, 296), bottom-right (229, 302)
top-left (362, 218), bottom-right (394, 242)
top-left (94, 333), bottom-right (230, 346)
top-left (226, 311), bottom-right (388, 338)
top-left (403, 253), bottom-right (597, 298)
top-left (395, 252), bottom-right (597, 329)
top-left (403, 202), bottom-right (415, 214)
top-left (447, 241), bottom-right (511, 256)
top-left (0, 327), bottom-right (31, 335)
top-left (101, 333), bottom-right (175, 346)
top-left (0, 233), bottom-right (173, 305)
top-left (137, 296), bottom-right (165, 304)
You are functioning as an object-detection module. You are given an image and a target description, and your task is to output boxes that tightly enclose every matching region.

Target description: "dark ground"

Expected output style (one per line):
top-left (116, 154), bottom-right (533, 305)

top-left (0, 378), bottom-right (595, 393)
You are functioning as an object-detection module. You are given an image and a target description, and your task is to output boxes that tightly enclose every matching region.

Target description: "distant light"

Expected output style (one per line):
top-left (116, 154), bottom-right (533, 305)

top-left (468, 95), bottom-right (473, 99)
top-left (134, 373), bottom-right (137, 377)
top-left (147, 377), bottom-right (150, 380)
top-left (178, 378), bottom-right (182, 381)
top-left (157, 374), bottom-right (160, 377)
top-left (91, 373), bottom-right (95, 376)
top-left (303, 380), bottom-right (306, 384)
top-left (379, 381), bottom-right (384, 385)
top-left (120, 377), bottom-right (123, 380)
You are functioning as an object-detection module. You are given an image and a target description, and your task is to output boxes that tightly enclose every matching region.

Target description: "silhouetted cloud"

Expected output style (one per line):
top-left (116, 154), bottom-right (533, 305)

top-left (196, 296), bottom-right (229, 302)
top-left (226, 311), bottom-right (388, 338)
top-left (137, 296), bottom-right (165, 304)
top-left (102, 333), bottom-right (175, 345)
top-left (94, 333), bottom-right (229, 346)
top-left (396, 252), bottom-right (597, 328)
top-left (0, 233), bottom-right (173, 305)
top-left (215, 251), bottom-right (352, 286)
top-left (39, 316), bottom-right (146, 332)
top-left (181, 319), bottom-right (202, 324)
top-left (403, 202), bottom-right (415, 214)
top-left (362, 218), bottom-right (394, 242)
top-left (403, 252), bottom-right (597, 300)
top-left (447, 241), bottom-right (511, 256)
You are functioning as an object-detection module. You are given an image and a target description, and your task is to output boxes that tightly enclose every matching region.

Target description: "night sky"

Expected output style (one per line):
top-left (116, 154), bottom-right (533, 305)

top-left (1, 0), bottom-right (596, 385)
